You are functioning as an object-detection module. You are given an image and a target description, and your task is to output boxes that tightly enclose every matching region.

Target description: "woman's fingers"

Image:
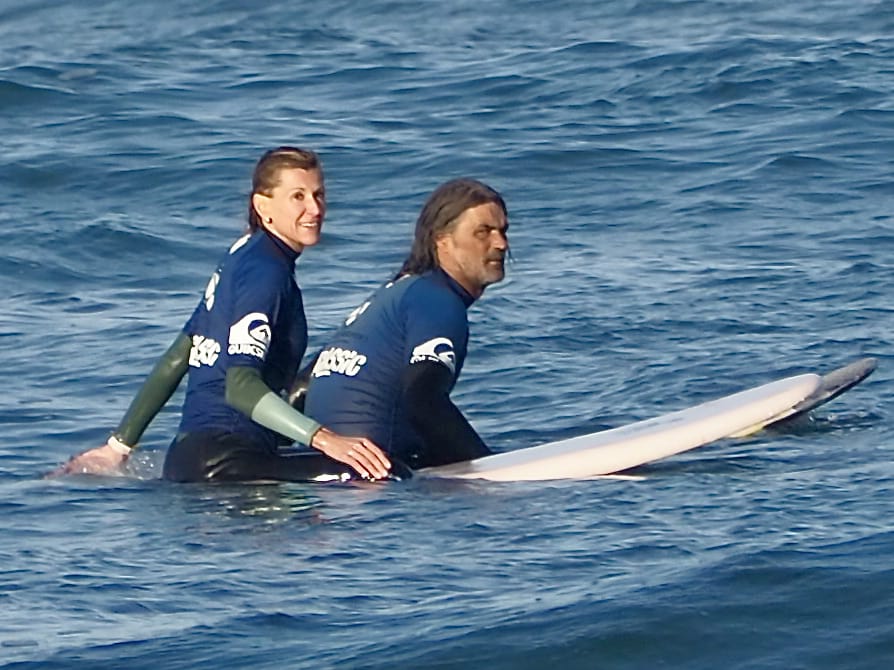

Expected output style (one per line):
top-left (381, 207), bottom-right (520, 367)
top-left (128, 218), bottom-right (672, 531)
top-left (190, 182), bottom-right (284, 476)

top-left (346, 440), bottom-right (389, 480)
top-left (46, 444), bottom-right (128, 477)
top-left (361, 438), bottom-right (391, 472)
top-left (311, 428), bottom-right (392, 480)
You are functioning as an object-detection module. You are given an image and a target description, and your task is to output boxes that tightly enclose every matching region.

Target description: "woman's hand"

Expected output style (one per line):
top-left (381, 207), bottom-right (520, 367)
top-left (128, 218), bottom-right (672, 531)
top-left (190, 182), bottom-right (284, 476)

top-left (311, 428), bottom-right (391, 480)
top-left (46, 439), bottom-right (130, 477)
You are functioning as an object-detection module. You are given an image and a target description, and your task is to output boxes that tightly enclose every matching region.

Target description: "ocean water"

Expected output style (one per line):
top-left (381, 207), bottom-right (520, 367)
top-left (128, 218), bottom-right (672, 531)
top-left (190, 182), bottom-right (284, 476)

top-left (1, 0), bottom-right (892, 667)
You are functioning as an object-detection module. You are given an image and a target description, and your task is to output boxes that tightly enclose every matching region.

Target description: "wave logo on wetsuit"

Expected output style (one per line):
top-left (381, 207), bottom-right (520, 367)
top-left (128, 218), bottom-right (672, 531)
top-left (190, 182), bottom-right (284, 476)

top-left (310, 347), bottom-right (367, 378)
top-left (227, 312), bottom-right (272, 359)
top-left (409, 337), bottom-right (456, 374)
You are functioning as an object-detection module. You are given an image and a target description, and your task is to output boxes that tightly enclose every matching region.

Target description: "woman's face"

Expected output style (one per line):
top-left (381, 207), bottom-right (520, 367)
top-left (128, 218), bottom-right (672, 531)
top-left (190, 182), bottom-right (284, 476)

top-left (253, 167), bottom-right (326, 251)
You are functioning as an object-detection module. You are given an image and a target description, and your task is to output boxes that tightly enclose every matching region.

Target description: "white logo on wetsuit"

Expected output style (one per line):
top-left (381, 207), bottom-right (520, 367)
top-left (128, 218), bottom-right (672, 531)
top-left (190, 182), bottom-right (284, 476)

top-left (410, 337), bottom-right (456, 374)
top-left (311, 347), bottom-right (368, 377)
top-left (228, 312), bottom-right (271, 359)
top-left (343, 278), bottom-right (408, 326)
top-left (203, 271), bottom-right (220, 311)
top-left (189, 335), bottom-right (221, 367)
top-left (202, 235), bottom-right (249, 311)
top-left (228, 234), bottom-right (251, 254)
top-left (344, 300), bottom-right (370, 326)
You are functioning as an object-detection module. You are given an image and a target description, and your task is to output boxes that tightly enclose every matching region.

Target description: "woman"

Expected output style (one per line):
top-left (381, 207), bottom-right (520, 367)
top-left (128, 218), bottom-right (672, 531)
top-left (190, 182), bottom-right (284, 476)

top-left (55, 147), bottom-right (392, 482)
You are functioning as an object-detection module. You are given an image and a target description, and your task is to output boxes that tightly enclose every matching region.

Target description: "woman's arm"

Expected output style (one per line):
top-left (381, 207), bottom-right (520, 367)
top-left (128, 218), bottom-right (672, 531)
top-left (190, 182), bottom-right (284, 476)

top-left (115, 332), bottom-right (192, 446)
top-left (49, 333), bottom-right (192, 476)
top-left (225, 366), bottom-right (391, 480)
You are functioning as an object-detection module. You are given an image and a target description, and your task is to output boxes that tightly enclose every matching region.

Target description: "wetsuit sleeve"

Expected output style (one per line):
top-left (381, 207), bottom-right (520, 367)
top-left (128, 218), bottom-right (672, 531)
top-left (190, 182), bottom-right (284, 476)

top-left (113, 332), bottom-right (191, 447)
top-left (401, 360), bottom-right (491, 466)
top-left (225, 366), bottom-right (321, 446)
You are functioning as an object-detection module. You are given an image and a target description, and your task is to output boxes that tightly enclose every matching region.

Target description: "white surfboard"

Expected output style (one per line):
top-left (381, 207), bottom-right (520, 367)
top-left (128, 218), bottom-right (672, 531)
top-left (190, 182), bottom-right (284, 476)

top-left (728, 357), bottom-right (877, 437)
top-left (418, 373), bottom-right (822, 482)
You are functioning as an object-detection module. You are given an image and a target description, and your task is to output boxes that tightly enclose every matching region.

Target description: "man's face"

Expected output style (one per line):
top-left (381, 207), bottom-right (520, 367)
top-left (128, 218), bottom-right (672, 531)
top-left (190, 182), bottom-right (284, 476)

top-left (435, 201), bottom-right (509, 298)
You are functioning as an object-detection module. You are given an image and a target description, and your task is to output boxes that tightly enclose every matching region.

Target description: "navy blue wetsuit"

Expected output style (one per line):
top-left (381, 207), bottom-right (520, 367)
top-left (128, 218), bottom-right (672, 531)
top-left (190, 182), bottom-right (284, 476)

top-left (162, 229), bottom-right (348, 482)
top-left (304, 268), bottom-right (491, 469)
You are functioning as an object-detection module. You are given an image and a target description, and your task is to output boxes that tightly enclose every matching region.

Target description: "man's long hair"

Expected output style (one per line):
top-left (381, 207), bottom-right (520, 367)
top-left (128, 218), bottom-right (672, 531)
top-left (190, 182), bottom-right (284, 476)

top-left (394, 178), bottom-right (506, 279)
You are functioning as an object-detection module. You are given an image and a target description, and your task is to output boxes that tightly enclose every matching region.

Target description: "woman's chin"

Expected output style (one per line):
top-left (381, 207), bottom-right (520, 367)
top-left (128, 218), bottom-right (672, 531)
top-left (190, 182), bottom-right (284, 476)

top-left (299, 232), bottom-right (322, 247)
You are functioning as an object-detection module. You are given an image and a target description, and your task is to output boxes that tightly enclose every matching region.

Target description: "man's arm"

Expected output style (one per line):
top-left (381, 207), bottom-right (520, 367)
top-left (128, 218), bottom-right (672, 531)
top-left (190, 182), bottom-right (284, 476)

top-left (401, 360), bottom-right (492, 467)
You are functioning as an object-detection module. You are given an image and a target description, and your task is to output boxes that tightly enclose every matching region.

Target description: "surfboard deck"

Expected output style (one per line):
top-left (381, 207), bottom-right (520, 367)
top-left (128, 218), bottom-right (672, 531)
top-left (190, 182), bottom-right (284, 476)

top-left (418, 358), bottom-right (875, 482)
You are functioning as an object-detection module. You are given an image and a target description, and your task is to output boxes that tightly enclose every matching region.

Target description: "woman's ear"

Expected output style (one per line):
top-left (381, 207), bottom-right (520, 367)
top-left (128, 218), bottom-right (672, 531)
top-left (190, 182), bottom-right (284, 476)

top-left (252, 192), bottom-right (270, 222)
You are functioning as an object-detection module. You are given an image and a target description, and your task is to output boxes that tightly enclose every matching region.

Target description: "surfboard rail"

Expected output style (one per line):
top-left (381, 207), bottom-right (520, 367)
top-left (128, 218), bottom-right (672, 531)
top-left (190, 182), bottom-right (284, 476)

top-left (728, 357), bottom-right (877, 437)
top-left (419, 373), bottom-right (822, 482)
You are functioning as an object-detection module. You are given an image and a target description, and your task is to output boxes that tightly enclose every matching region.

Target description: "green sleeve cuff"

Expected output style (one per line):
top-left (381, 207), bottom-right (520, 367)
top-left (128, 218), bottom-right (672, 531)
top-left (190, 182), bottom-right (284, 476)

top-left (225, 366), bottom-right (322, 447)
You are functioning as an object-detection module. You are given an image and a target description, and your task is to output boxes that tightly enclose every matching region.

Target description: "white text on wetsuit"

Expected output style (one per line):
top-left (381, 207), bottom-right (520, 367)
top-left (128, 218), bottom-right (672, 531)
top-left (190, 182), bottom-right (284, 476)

top-left (189, 335), bottom-right (221, 367)
top-left (311, 347), bottom-right (367, 378)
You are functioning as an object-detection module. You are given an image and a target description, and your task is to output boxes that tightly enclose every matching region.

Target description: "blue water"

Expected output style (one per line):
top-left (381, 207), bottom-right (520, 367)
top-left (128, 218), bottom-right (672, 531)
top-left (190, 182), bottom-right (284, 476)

top-left (2, 0), bottom-right (892, 667)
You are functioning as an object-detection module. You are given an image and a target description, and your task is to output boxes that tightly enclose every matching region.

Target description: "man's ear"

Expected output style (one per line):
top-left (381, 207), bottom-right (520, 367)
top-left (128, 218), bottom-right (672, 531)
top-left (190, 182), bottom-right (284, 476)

top-left (434, 230), bottom-right (451, 252)
top-left (432, 234), bottom-right (448, 264)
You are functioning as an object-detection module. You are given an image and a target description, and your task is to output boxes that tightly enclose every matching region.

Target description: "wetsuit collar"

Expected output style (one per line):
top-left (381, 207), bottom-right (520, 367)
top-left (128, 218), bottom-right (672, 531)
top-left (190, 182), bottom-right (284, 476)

top-left (260, 227), bottom-right (301, 266)
top-left (431, 267), bottom-right (476, 308)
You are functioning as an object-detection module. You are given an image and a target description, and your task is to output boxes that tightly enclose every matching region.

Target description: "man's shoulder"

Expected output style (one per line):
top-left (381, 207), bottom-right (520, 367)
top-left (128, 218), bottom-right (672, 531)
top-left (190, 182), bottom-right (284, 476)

top-left (400, 273), bottom-right (468, 323)
top-left (403, 272), bottom-right (462, 302)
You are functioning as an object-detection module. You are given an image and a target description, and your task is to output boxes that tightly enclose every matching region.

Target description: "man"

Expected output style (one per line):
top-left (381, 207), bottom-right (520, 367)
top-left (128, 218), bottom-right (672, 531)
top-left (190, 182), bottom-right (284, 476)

top-left (302, 178), bottom-right (509, 470)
